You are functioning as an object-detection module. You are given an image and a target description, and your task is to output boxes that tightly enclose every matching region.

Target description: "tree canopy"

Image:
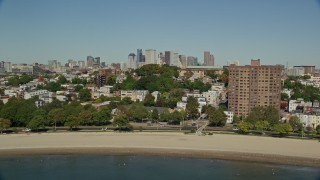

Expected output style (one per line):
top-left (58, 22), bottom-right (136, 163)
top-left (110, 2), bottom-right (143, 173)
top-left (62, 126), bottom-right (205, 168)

top-left (79, 88), bottom-right (91, 102)
top-left (245, 106), bottom-right (279, 126)
top-left (207, 107), bottom-right (227, 127)
top-left (186, 96), bottom-right (199, 119)
top-left (6, 75), bottom-right (33, 86)
top-left (0, 118), bottom-right (11, 134)
top-left (127, 103), bottom-right (149, 122)
top-left (113, 115), bottom-right (133, 131)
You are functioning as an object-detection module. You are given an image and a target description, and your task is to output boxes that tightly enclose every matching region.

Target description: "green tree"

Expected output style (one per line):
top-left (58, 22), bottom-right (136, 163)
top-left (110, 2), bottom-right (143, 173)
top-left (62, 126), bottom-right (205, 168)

top-left (127, 103), bottom-right (149, 122)
top-left (273, 123), bottom-right (293, 136)
top-left (192, 80), bottom-right (211, 92)
top-left (136, 75), bottom-right (156, 91)
top-left (289, 116), bottom-right (303, 132)
top-left (113, 115), bottom-right (133, 131)
top-left (302, 75), bottom-right (311, 80)
top-left (48, 108), bottom-right (66, 129)
top-left (316, 125), bottom-right (320, 135)
top-left (65, 115), bottom-right (81, 130)
top-left (186, 96), bottom-right (199, 119)
top-left (44, 82), bottom-right (62, 92)
top-left (155, 76), bottom-right (178, 93)
top-left (0, 100), bottom-right (4, 112)
top-left (92, 107), bottom-right (112, 126)
top-left (283, 79), bottom-right (295, 89)
top-left (57, 75), bottom-right (68, 84)
top-left (159, 110), bottom-right (171, 122)
top-left (245, 106), bottom-right (279, 126)
top-left (7, 75), bottom-right (33, 86)
top-left (207, 107), bottom-right (227, 127)
top-left (219, 104), bottom-right (227, 111)
top-left (169, 111), bottom-right (183, 125)
top-left (72, 77), bottom-right (81, 84)
top-left (43, 99), bottom-right (65, 113)
top-left (107, 75), bottom-right (117, 85)
top-left (205, 70), bottom-right (218, 79)
top-left (72, 77), bottom-right (87, 85)
top-left (0, 97), bottom-right (20, 125)
top-left (169, 89), bottom-right (185, 100)
top-left (159, 64), bottom-right (179, 78)
top-left (151, 108), bottom-right (159, 122)
top-left (135, 64), bottom-right (160, 76)
top-left (165, 98), bottom-right (178, 109)
top-left (108, 101), bottom-right (120, 110)
top-left (121, 75), bottom-right (137, 90)
top-left (79, 88), bottom-right (91, 101)
top-left (63, 101), bottom-right (83, 116)
top-left (281, 93), bottom-right (289, 101)
top-left (219, 68), bottom-right (229, 87)
top-left (7, 76), bottom-right (20, 86)
top-left (143, 93), bottom-right (155, 106)
top-left (27, 115), bottom-right (46, 131)
top-left (33, 108), bottom-right (48, 125)
top-left (15, 99), bottom-right (37, 127)
top-left (74, 85), bottom-right (84, 92)
top-left (238, 122), bottom-right (253, 133)
top-left (79, 110), bottom-right (93, 126)
top-left (232, 115), bottom-right (241, 124)
top-left (121, 97), bottom-right (133, 105)
top-left (0, 118), bottom-right (11, 134)
top-left (254, 121), bottom-right (270, 134)
top-left (19, 75), bottom-right (34, 84)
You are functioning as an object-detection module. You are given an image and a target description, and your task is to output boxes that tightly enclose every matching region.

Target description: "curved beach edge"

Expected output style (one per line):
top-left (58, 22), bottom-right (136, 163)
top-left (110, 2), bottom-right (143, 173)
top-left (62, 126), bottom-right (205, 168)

top-left (1, 147), bottom-right (319, 167)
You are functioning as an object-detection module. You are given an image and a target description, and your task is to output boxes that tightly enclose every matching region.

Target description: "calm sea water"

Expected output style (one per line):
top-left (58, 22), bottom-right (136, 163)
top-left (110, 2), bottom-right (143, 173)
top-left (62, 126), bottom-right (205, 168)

top-left (0, 155), bottom-right (319, 180)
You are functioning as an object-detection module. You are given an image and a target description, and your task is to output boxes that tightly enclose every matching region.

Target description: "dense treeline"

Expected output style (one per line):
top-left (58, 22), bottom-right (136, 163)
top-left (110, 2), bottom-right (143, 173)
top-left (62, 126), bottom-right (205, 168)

top-left (0, 98), bottom-right (112, 130)
top-left (6, 75), bottom-right (34, 86)
top-left (232, 106), bottom-right (309, 136)
top-left (112, 64), bottom-right (212, 93)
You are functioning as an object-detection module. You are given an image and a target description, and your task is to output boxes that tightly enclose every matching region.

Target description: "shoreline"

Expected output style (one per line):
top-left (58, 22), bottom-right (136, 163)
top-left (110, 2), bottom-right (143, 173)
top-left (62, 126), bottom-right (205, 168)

top-left (1, 147), bottom-right (320, 167)
top-left (1, 132), bottom-right (320, 167)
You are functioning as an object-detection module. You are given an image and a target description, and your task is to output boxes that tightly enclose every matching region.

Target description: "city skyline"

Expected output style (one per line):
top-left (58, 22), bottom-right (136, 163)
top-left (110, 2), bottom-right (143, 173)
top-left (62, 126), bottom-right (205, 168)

top-left (0, 0), bottom-right (319, 67)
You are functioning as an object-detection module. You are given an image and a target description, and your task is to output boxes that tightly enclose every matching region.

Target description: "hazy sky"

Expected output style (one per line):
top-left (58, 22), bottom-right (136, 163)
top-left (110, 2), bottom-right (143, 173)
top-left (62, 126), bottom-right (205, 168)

top-left (0, 0), bottom-right (319, 67)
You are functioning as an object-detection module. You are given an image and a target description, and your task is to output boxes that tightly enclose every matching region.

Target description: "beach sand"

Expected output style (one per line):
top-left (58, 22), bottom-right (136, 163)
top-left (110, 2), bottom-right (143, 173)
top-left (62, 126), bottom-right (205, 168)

top-left (0, 132), bottom-right (319, 167)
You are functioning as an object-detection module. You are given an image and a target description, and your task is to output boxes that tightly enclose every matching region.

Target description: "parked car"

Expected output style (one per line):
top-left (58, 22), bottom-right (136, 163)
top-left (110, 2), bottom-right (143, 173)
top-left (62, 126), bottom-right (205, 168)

top-left (22, 128), bottom-right (31, 132)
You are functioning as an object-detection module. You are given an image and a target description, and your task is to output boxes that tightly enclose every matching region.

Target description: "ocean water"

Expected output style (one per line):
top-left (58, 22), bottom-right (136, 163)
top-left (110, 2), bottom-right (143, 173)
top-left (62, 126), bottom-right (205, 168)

top-left (0, 155), bottom-right (319, 180)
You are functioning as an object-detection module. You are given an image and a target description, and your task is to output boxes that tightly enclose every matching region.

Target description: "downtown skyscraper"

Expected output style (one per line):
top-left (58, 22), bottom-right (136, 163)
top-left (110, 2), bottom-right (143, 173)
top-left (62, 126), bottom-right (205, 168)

top-left (204, 51), bottom-right (214, 66)
top-left (145, 49), bottom-right (157, 64)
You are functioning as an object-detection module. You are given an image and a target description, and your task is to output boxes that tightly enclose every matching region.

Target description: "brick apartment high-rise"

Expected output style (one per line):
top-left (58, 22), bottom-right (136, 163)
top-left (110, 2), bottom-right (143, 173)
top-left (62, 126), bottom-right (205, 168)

top-left (228, 59), bottom-right (282, 116)
top-left (95, 69), bottom-right (116, 87)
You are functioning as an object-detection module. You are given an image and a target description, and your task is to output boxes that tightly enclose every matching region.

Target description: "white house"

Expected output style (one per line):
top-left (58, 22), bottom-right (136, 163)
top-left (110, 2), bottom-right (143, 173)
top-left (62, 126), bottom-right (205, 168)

top-left (202, 90), bottom-right (219, 107)
top-left (98, 85), bottom-right (113, 96)
top-left (288, 99), bottom-right (312, 112)
top-left (176, 96), bottom-right (206, 113)
top-left (24, 90), bottom-right (49, 100)
top-left (295, 113), bottom-right (320, 129)
top-left (151, 91), bottom-right (160, 102)
top-left (224, 111), bottom-right (234, 124)
top-left (120, 90), bottom-right (149, 102)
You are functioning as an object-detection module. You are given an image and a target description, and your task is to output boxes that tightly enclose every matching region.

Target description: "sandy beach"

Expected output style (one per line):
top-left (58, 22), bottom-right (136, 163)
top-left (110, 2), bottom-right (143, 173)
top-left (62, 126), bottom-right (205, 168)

top-left (0, 132), bottom-right (319, 167)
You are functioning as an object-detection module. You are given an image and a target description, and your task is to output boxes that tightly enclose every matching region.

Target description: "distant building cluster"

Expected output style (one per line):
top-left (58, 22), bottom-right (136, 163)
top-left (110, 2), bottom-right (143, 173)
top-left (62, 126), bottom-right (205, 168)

top-left (126, 49), bottom-right (216, 70)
